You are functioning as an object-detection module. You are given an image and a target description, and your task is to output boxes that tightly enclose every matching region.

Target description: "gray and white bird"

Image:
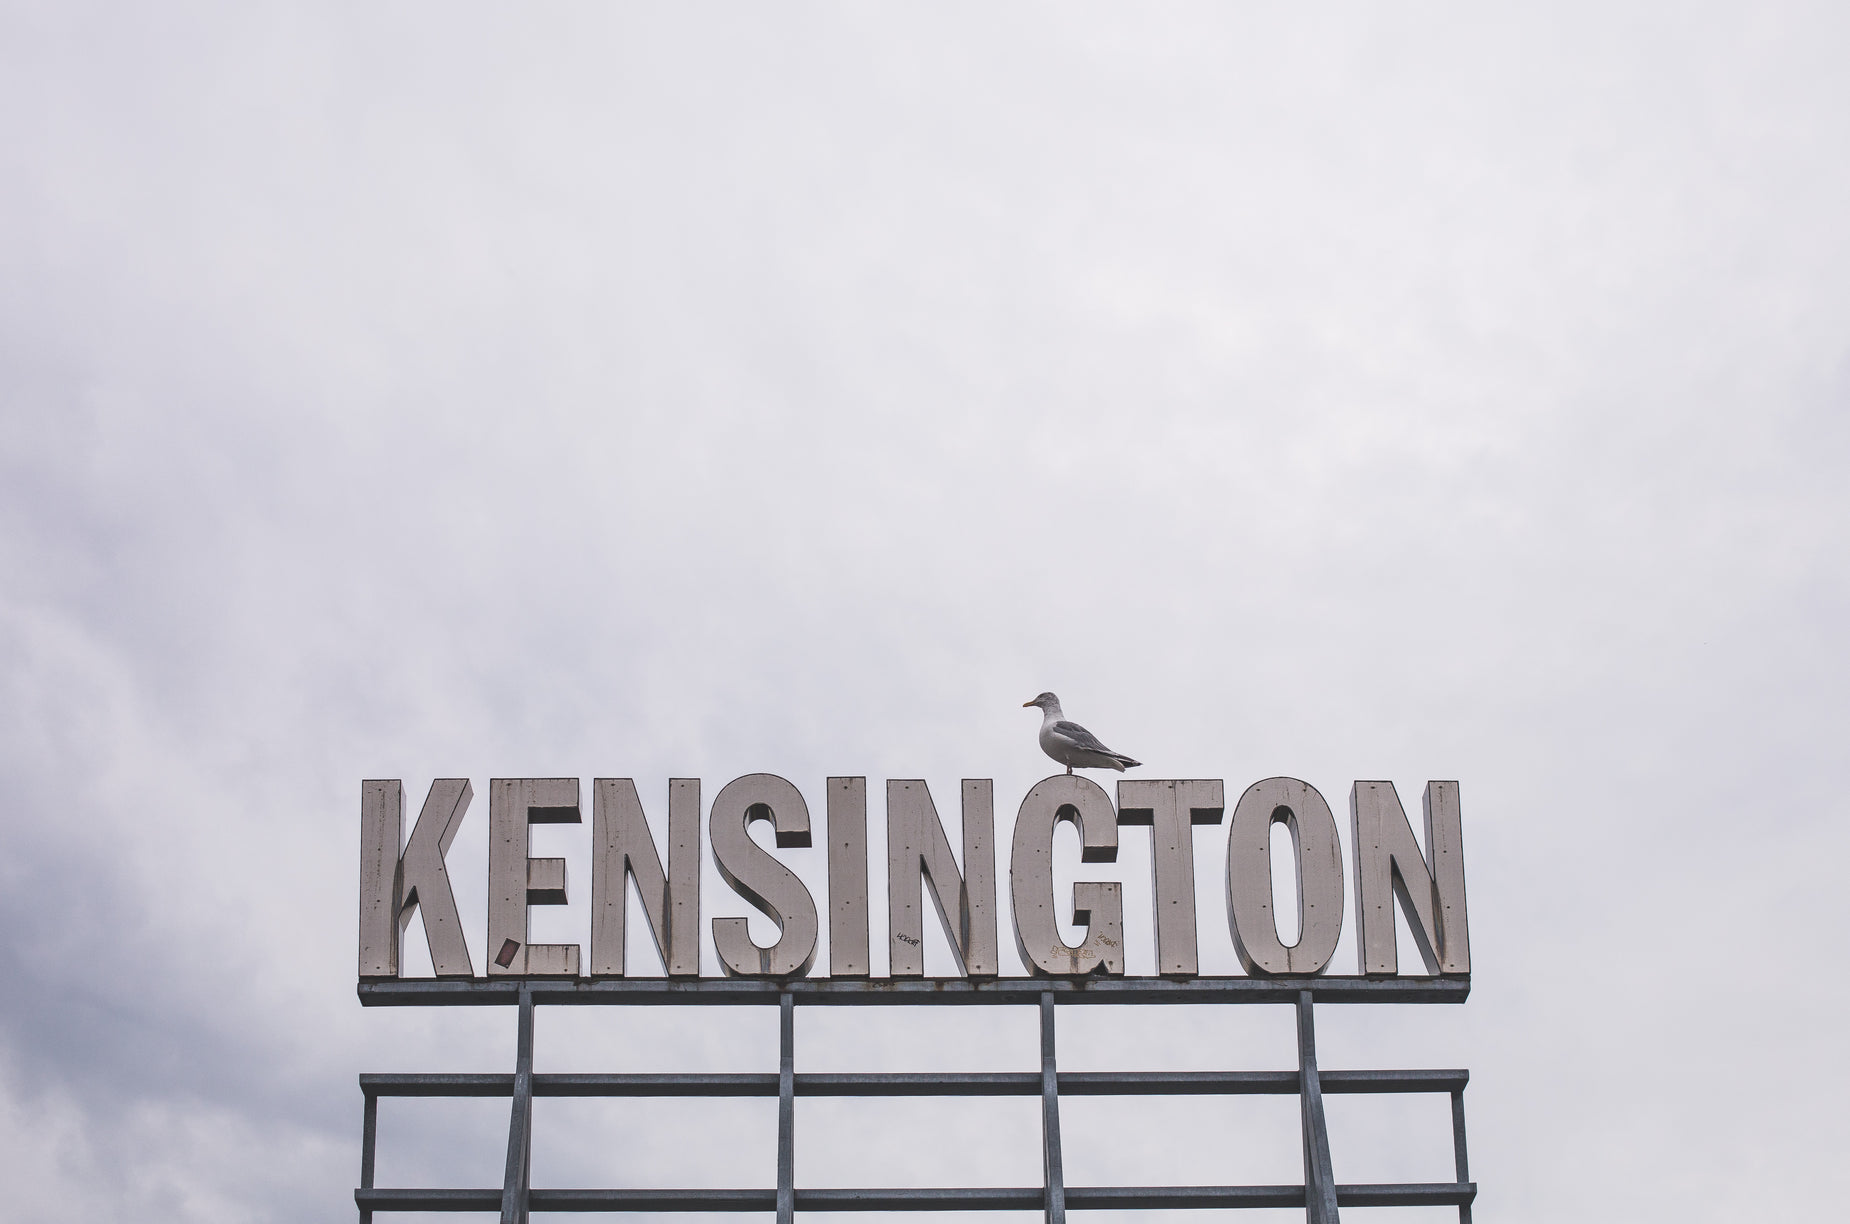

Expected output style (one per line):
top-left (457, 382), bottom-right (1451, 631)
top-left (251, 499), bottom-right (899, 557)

top-left (1023, 692), bottom-right (1142, 774)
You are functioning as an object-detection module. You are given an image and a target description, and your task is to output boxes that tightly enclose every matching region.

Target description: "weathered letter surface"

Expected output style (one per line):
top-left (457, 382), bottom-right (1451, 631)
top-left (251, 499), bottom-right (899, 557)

top-left (590, 778), bottom-right (701, 977)
top-left (709, 773), bottom-right (820, 977)
top-left (1350, 780), bottom-right (1469, 975)
top-left (1225, 777), bottom-right (1343, 975)
top-left (359, 778), bottom-right (475, 979)
top-left (887, 779), bottom-right (998, 977)
top-left (1118, 779), bottom-right (1224, 977)
top-left (1009, 775), bottom-right (1124, 976)
top-left (488, 778), bottom-right (582, 977)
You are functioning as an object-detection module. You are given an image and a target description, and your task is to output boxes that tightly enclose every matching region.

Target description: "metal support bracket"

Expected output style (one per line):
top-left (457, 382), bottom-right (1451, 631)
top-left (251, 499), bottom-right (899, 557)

top-left (777, 991), bottom-right (796, 1224)
top-left (359, 1087), bottom-right (378, 1224)
top-left (1296, 990), bottom-right (1340, 1224)
top-left (1451, 1086), bottom-right (1473, 1224)
top-left (500, 983), bottom-right (535, 1224)
top-left (1040, 991), bottom-right (1067, 1224)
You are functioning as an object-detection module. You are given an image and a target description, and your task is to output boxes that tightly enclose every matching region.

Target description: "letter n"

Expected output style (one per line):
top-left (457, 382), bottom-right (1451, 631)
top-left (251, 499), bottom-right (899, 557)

top-left (590, 779), bottom-right (701, 976)
top-left (1350, 781), bottom-right (1469, 975)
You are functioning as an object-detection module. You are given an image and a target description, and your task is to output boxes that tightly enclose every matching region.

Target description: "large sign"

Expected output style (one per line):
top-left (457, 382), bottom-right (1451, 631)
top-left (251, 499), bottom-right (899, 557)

top-left (358, 775), bottom-right (1468, 982)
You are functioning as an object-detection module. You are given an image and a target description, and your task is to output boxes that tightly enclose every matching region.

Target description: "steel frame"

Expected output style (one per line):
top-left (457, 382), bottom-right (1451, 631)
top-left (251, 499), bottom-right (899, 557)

top-left (355, 976), bottom-right (1474, 1223)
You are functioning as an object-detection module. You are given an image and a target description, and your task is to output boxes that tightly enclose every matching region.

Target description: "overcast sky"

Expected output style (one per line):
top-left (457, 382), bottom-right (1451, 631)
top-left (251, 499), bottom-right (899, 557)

top-left (2, 4), bottom-right (1847, 1222)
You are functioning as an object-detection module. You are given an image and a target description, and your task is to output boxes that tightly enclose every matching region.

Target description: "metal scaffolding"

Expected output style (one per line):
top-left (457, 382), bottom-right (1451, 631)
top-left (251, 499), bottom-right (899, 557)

top-left (354, 976), bottom-right (1475, 1224)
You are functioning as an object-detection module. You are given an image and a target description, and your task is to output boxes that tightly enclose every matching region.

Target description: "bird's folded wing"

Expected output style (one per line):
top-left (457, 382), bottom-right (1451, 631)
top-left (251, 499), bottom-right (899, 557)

top-left (1050, 720), bottom-right (1113, 753)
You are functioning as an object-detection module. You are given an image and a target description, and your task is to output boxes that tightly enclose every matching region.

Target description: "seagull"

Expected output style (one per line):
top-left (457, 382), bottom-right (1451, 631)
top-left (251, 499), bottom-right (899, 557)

top-left (1023, 692), bottom-right (1142, 774)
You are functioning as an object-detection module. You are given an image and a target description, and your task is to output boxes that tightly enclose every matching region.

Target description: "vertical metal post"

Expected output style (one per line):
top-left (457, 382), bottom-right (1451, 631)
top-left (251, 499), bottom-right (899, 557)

top-left (1039, 992), bottom-right (1067, 1224)
top-left (1451, 1088), bottom-right (1472, 1224)
top-left (359, 1089), bottom-right (377, 1224)
top-left (1295, 990), bottom-right (1339, 1224)
top-left (777, 991), bottom-right (795, 1224)
top-left (500, 983), bottom-right (535, 1224)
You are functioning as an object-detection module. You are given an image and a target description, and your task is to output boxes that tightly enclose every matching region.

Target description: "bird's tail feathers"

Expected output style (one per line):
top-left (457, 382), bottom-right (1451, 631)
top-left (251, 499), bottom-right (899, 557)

top-left (1110, 754), bottom-right (1142, 770)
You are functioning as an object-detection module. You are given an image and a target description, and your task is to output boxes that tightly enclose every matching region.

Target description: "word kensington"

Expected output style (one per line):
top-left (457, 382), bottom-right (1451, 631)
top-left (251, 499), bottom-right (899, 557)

top-left (359, 775), bottom-right (1467, 982)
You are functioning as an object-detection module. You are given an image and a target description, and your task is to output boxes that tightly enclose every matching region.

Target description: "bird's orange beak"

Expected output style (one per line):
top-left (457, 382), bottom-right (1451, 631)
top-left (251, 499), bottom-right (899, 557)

top-left (1022, 699), bottom-right (1035, 707)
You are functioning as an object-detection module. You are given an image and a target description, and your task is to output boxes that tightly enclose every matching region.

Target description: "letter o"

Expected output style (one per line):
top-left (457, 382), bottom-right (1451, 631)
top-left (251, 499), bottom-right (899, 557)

top-left (1225, 777), bottom-right (1344, 975)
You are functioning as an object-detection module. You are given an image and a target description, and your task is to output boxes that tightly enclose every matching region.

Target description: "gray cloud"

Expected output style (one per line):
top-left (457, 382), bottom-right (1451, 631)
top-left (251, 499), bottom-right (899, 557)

top-left (2, 3), bottom-right (1846, 1221)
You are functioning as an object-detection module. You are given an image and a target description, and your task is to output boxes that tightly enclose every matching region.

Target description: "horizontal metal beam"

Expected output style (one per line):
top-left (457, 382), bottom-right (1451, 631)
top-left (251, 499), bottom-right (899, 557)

top-left (357, 1072), bottom-right (826, 1100)
top-left (356, 1182), bottom-right (1477, 1212)
top-left (1067, 1186), bottom-right (1304, 1210)
top-left (361, 1067), bottom-right (1468, 1099)
top-left (1063, 1069), bottom-right (1470, 1096)
top-left (1064, 1183), bottom-right (1478, 1210)
top-left (803, 1187), bottom-right (1044, 1211)
top-left (1336, 1182), bottom-right (1479, 1208)
top-left (358, 975), bottom-right (1469, 1007)
top-left (803, 1071), bottom-right (1035, 1096)
top-left (1322, 1068), bottom-right (1469, 1094)
top-left (362, 1072), bottom-right (514, 1097)
top-left (356, 1188), bottom-right (778, 1212)
top-left (357, 1188), bottom-right (505, 1212)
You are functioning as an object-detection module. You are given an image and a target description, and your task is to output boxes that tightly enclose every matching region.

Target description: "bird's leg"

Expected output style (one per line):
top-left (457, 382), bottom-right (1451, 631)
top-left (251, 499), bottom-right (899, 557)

top-left (1066, 766), bottom-right (1073, 775)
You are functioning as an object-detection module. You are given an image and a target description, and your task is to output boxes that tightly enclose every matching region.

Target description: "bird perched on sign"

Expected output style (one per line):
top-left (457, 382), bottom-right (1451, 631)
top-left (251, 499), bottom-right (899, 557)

top-left (1023, 692), bottom-right (1142, 774)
